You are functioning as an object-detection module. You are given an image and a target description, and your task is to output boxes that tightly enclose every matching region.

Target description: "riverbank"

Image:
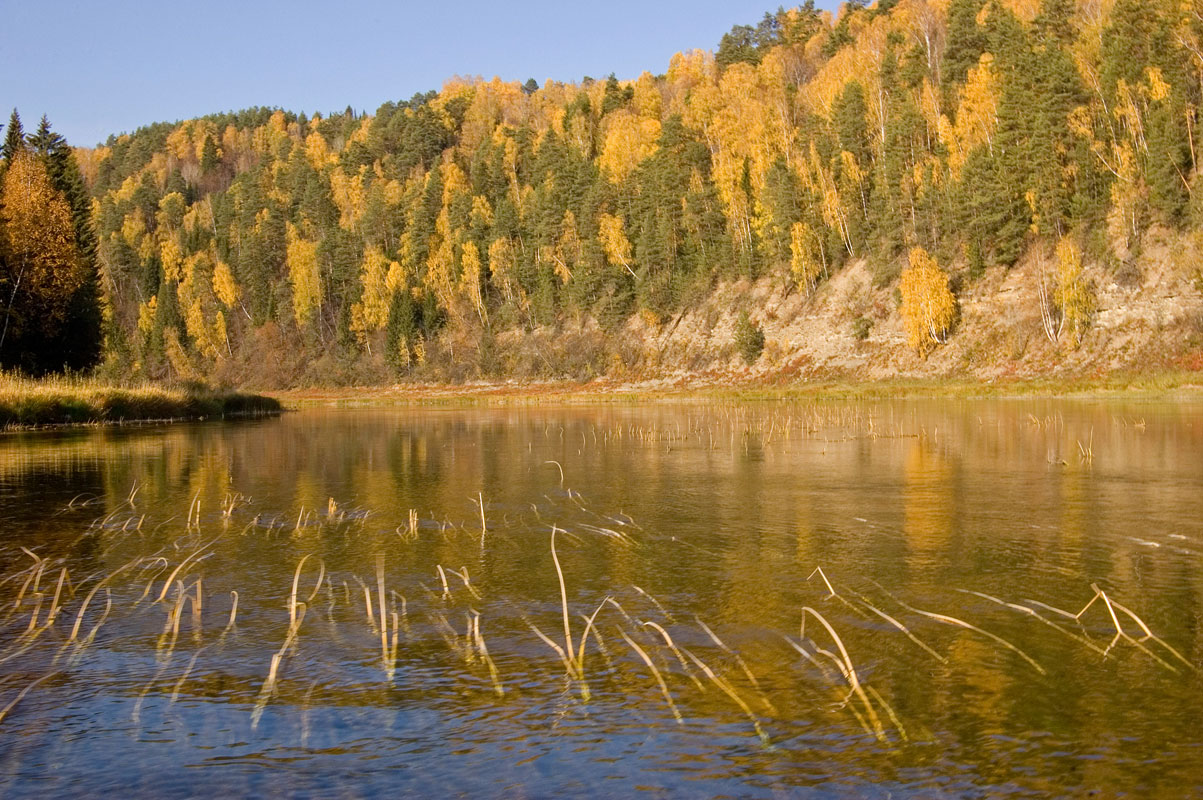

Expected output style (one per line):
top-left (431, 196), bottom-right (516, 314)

top-left (269, 368), bottom-right (1203, 409)
top-left (0, 375), bottom-right (283, 428)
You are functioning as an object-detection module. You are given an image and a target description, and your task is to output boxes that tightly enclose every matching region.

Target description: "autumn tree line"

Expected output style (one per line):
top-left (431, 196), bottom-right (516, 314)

top-left (5, 0), bottom-right (1202, 383)
top-left (0, 112), bottom-right (102, 374)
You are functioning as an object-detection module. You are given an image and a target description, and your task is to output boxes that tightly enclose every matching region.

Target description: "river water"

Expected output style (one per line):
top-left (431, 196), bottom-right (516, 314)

top-left (0, 399), bottom-right (1200, 797)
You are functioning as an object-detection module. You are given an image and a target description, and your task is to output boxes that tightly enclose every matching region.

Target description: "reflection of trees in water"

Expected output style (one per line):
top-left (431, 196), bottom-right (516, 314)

top-left (0, 402), bottom-right (1201, 795)
top-left (902, 438), bottom-right (955, 567)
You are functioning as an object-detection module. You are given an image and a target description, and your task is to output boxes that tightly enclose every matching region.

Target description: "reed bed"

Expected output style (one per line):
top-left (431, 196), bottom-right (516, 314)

top-left (0, 408), bottom-right (1195, 762)
top-left (0, 372), bottom-right (281, 428)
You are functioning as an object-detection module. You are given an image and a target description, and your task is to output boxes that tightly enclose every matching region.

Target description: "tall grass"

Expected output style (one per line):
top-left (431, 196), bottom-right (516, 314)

top-left (0, 372), bottom-right (281, 427)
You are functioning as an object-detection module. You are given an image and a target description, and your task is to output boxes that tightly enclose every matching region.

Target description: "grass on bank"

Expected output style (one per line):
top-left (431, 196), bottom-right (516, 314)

top-left (273, 369), bottom-right (1203, 409)
top-left (0, 374), bottom-right (282, 428)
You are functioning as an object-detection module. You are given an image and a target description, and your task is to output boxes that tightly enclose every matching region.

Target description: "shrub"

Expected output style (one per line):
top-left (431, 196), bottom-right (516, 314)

top-left (734, 311), bottom-right (765, 365)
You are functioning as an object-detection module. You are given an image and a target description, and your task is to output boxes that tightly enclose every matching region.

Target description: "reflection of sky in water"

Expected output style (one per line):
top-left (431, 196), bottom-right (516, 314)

top-left (0, 399), bottom-right (1201, 797)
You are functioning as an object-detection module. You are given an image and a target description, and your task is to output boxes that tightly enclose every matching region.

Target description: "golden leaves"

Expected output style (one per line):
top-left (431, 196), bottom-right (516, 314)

top-left (487, 237), bottom-right (518, 303)
top-left (286, 223), bottom-right (322, 326)
top-left (304, 132), bottom-right (335, 169)
top-left (0, 150), bottom-right (83, 326)
top-left (1053, 237), bottom-right (1094, 345)
top-left (941, 53), bottom-right (999, 178)
top-left (330, 167), bottom-right (367, 230)
top-left (634, 72), bottom-right (663, 119)
top-left (599, 111), bottom-right (661, 184)
top-left (459, 240), bottom-right (487, 324)
top-left (598, 213), bottom-right (634, 274)
top-left (899, 247), bottom-right (955, 355)
top-left (789, 222), bottom-right (823, 292)
top-left (350, 246), bottom-right (397, 342)
top-left (212, 260), bottom-right (239, 309)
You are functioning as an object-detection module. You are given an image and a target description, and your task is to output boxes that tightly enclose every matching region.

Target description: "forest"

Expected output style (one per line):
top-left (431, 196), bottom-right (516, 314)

top-left (2, 0), bottom-right (1202, 385)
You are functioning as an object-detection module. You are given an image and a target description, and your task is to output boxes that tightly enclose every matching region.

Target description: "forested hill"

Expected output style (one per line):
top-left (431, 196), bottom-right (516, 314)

top-left (73, 1), bottom-right (1203, 385)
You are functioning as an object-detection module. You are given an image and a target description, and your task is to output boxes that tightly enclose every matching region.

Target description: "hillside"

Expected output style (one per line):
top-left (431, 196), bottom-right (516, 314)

top-left (67, 0), bottom-right (1203, 387)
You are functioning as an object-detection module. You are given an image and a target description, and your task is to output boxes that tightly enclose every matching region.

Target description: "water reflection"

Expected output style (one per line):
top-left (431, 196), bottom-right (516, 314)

top-left (0, 400), bottom-right (1200, 797)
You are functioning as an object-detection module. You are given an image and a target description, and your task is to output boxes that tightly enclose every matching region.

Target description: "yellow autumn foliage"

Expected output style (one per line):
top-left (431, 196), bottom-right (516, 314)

top-left (899, 247), bottom-right (956, 355)
top-left (1053, 237), bottom-right (1095, 345)
top-left (286, 223), bottom-right (322, 326)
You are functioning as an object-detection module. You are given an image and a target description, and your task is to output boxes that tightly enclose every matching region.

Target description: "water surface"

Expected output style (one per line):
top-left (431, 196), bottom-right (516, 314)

top-left (0, 399), bottom-right (1200, 797)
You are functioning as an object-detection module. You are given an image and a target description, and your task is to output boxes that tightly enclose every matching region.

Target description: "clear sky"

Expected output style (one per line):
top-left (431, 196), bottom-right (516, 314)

top-left (0, 0), bottom-right (840, 148)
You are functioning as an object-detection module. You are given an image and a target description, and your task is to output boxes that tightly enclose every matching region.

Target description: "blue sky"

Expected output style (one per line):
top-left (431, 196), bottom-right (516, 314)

top-left (0, 0), bottom-right (840, 148)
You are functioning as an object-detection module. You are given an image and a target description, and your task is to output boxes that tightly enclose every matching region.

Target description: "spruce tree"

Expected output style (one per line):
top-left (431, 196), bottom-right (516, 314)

top-left (943, 0), bottom-right (987, 90)
top-left (1, 109), bottom-right (24, 162)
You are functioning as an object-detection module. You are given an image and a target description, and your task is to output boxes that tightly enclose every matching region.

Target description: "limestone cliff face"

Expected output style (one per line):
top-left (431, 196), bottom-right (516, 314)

top-left (564, 227), bottom-right (1203, 387)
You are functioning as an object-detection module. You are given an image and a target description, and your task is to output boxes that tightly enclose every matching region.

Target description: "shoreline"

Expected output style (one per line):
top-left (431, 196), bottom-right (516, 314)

top-left (268, 370), bottom-right (1203, 408)
top-left (7, 369), bottom-right (1199, 429)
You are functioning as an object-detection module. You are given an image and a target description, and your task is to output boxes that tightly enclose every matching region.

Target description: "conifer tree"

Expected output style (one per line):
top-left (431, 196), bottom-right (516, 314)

top-left (2, 109), bottom-right (24, 163)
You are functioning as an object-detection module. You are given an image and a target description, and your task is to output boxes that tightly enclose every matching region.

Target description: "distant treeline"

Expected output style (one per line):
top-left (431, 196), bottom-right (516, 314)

top-left (6, 0), bottom-right (1202, 384)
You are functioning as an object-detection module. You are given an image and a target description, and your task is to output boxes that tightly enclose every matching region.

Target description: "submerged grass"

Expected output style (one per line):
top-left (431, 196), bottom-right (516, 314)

top-left (0, 373), bottom-right (281, 428)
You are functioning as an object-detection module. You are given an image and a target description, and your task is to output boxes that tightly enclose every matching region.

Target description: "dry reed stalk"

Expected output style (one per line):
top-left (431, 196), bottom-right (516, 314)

top-left (783, 635), bottom-right (840, 683)
top-left (897, 600), bottom-right (1046, 676)
top-left (572, 596), bottom-right (613, 681)
top-left (132, 655), bottom-right (173, 724)
top-left (225, 591), bottom-right (239, 632)
top-left (436, 565), bottom-right (451, 600)
top-left (808, 566), bottom-right (837, 598)
top-left (1104, 595), bottom-right (1193, 670)
top-left (800, 606), bottom-right (888, 742)
top-left (478, 492), bottom-right (487, 546)
top-left (132, 558), bottom-right (170, 604)
top-left (305, 561), bottom-right (326, 604)
top-left (695, 617), bottom-right (774, 712)
top-left (432, 610), bottom-right (469, 657)
top-left (1048, 585), bottom-right (1197, 672)
top-left (866, 685), bottom-right (908, 742)
top-left (289, 555), bottom-right (311, 629)
top-left (169, 648), bottom-right (205, 705)
top-left (45, 569), bottom-right (67, 623)
top-left (390, 609), bottom-right (400, 670)
top-left (471, 610), bottom-right (504, 696)
top-left (72, 589), bottom-right (112, 652)
top-left (67, 582), bottom-right (108, 643)
top-left (154, 534), bottom-right (223, 603)
top-left (550, 527), bottom-right (574, 674)
top-left (641, 621), bottom-right (705, 691)
top-left (445, 567), bottom-right (482, 600)
top-left (620, 629), bottom-right (683, 725)
top-left (852, 595), bottom-right (947, 663)
top-left (681, 646), bottom-right (769, 744)
top-left (392, 590), bottom-right (409, 633)
top-left (376, 555), bottom-right (394, 680)
top-left (253, 601), bottom-right (308, 728)
top-left (23, 594), bottom-right (43, 633)
top-left (0, 672), bottom-right (61, 727)
top-left (544, 460), bottom-right (565, 488)
top-left (360, 584), bottom-right (377, 632)
top-left (185, 492), bottom-right (202, 529)
top-left (632, 585), bottom-right (674, 623)
top-left (961, 590), bottom-right (1105, 655)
